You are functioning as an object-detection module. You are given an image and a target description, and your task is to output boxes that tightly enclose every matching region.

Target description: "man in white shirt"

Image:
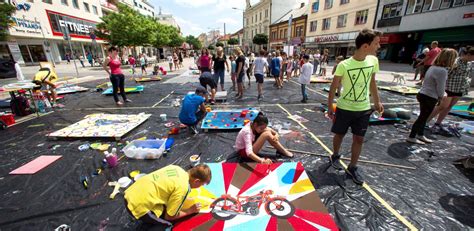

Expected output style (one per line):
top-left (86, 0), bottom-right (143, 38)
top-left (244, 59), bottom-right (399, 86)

top-left (299, 54), bottom-right (313, 103)
top-left (252, 50), bottom-right (270, 100)
top-left (313, 50), bottom-right (321, 75)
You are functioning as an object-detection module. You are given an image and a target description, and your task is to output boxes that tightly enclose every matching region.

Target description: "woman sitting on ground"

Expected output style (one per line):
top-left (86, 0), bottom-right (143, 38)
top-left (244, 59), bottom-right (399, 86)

top-left (234, 112), bottom-right (293, 164)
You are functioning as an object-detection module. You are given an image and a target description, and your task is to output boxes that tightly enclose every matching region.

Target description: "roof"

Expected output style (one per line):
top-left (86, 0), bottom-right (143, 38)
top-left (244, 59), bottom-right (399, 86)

top-left (231, 28), bottom-right (244, 36)
top-left (272, 4), bottom-right (307, 25)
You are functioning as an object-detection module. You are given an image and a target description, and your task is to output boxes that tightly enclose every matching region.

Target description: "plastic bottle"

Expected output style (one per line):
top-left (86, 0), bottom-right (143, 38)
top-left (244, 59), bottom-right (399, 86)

top-left (105, 148), bottom-right (118, 168)
top-left (37, 100), bottom-right (45, 113)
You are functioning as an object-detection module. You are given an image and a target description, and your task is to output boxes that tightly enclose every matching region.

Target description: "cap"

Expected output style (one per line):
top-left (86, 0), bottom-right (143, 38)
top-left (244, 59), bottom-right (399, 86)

top-left (195, 86), bottom-right (208, 95)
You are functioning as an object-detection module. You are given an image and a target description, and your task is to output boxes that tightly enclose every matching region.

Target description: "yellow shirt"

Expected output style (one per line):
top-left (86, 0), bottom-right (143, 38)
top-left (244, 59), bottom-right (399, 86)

top-left (334, 55), bottom-right (379, 111)
top-left (124, 165), bottom-right (190, 219)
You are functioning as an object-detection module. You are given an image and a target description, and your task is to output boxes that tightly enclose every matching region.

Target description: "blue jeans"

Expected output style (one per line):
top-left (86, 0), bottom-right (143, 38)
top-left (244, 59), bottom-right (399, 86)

top-left (213, 69), bottom-right (225, 86)
top-left (301, 84), bottom-right (308, 100)
top-left (313, 61), bottom-right (319, 74)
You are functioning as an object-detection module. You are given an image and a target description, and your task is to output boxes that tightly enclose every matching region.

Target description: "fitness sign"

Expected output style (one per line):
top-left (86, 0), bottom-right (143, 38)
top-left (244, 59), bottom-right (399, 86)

top-left (46, 10), bottom-right (101, 40)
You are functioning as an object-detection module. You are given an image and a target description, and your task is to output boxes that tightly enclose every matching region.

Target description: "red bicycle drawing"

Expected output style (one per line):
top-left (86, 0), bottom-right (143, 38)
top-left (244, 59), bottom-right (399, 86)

top-left (210, 190), bottom-right (295, 220)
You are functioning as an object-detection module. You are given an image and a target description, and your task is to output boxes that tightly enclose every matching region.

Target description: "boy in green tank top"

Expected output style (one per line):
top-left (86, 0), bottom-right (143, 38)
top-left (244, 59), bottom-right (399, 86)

top-left (326, 29), bottom-right (384, 185)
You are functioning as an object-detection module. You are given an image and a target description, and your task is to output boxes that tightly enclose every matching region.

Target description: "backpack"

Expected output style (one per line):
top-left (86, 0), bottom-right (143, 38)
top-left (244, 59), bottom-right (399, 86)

top-left (10, 95), bottom-right (31, 116)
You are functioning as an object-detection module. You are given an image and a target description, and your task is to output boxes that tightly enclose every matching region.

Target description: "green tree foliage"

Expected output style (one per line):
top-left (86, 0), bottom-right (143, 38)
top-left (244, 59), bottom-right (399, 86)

top-left (0, 3), bottom-right (16, 41)
top-left (185, 35), bottom-right (202, 50)
top-left (215, 41), bottom-right (224, 47)
top-left (208, 45), bottom-right (215, 50)
top-left (227, 38), bottom-right (239, 45)
top-left (96, 3), bottom-right (154, 47)
top-left (253, 34), bottom-right (268, 45)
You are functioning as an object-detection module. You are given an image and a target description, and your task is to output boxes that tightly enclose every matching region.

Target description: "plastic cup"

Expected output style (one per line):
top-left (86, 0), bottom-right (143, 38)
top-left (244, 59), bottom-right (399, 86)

top-left (190, 154), bottom-right (201, 166)
top-left (160, 114), bottom-right (167, 121)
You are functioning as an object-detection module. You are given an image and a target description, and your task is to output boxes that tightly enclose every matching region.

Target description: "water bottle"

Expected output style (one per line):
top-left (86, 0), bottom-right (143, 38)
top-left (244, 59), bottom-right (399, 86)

top-left (105, 148), bottom-right (118, 168)
top-left (37, 100), bottom-right (45, 113)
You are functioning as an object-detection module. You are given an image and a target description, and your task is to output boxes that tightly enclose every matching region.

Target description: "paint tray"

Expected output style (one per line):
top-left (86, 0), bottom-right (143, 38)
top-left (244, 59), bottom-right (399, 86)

top-left (122, 139), bottom-right (166, 159)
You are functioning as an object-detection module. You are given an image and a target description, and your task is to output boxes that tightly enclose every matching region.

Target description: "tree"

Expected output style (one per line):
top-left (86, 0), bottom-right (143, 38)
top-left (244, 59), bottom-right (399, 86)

top-left (208, 45), bottom-right (215, 50)
top-left (253, 34), bottom-right (268, 46)
top-left (151, 23), bottom-right (173, 48)
top-left (185, 35), bottom-right (202, 50)
top-left (227, 38), bottom-right (239, 45)
top-left (167, 27), bottom-right (185, 48)
top-left (95, 3), bottom-right (154, 47)
top-left (0, 3), bottom-right (16, 41)
top-left (215, 41), bottom-right (224, 47)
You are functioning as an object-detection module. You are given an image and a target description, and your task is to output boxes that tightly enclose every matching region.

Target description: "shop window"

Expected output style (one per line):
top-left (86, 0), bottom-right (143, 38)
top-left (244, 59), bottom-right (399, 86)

top-left (355, 9), bottom-right (368, 25)
top-left (324, 0), bottom-right (333, 9)
top-left (337, 14), bottom-right (347, 27)
top-left (42, 0), bottom-right (52, 4)
top-left (431, 0), bottom-right (442, 9)
top-left (406, 0), bottom-right (423, 14)
top-left (61, 0), bottom-right (68, 6)
top-left (340, 0), bottom-right (349, 4)
top-left (93, 5), bottom-right (98, 15)
top-left (440, 0), bottom-right (452, 8)
top-left (312, 0), bottom-right (319, 13)
top-left (453, 0), bottom-right (464, 6)
top-left (84, 2), bottom-right (90, 12)
top-left (322, 18), bottom-right (330, 30)
top-left (382, 3), bottom-right (402, 19)
top-left (72, 0), bottom-right (79, 9)
top-left (310, 20), bottom-right (317, 32)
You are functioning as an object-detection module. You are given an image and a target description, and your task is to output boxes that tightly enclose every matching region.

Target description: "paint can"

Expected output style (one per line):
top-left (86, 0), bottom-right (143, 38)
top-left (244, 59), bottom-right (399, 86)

top-left (190, 154), bottom-right (201, 166)
top-left (160, 114), bottom-right (167, 121)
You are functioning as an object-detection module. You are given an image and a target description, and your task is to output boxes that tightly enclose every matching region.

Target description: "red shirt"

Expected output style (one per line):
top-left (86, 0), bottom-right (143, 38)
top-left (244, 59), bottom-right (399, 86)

top-left (128, 57), bottom-right (136, 65)
top-left (424, 47), bottom-right (441, 66)
top-left (109, 57), bottom-right (123, 75)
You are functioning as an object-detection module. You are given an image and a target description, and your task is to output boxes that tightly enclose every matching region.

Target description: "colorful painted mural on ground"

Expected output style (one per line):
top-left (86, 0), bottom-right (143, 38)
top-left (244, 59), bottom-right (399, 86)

top-left (175, 162), bottom-right (338, 230)
top-left (201, 109), bottom-right (259, 131)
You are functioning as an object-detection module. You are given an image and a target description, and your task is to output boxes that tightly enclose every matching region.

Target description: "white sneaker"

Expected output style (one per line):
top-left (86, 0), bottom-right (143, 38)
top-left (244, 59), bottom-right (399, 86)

top-left (406, 137), bottom-right (425, 145)
top-left (417, 135), bottom-right (433, 143)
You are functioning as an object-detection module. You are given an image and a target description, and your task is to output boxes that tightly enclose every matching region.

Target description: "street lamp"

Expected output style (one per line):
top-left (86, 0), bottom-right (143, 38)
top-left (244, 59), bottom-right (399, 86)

top-left (232, 7), bottom-right (244, 48)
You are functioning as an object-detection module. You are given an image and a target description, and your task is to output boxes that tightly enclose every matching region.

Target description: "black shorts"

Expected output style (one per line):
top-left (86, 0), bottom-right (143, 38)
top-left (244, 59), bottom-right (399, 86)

top-left (199, 77), bottom-right (217, 89)
top-left (445, 90), bottom-right (463, 97)
top-left (331, 108), bottom-right (371, 137)
top-left (255, 74), bottom-right (264, 83)
top-left (200, 66), bottom-right (210, 72)
top-left (141, 65), bottom-right (146, 71)
top-left (237, 72), bottom-right (245, 83)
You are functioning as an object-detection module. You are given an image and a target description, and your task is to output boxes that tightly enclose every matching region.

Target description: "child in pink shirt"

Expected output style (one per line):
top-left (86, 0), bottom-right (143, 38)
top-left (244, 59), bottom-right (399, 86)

top-left (234, 112), bottom-right (293, 164)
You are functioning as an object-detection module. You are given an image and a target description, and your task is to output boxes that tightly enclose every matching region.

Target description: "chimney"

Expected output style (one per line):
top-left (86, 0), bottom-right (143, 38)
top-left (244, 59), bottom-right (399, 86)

top-left (300, 2), bottom-right (305, 8)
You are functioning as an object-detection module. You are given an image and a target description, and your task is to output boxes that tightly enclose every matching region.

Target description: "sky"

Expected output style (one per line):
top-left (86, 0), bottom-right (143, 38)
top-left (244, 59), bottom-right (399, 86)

top-left (149, 0), bottom-right (257, 37)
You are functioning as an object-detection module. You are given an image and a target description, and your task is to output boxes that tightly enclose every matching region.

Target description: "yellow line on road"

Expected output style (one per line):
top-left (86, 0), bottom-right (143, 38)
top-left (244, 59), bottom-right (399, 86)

top-left (277, 103), bottom-right (418, 231)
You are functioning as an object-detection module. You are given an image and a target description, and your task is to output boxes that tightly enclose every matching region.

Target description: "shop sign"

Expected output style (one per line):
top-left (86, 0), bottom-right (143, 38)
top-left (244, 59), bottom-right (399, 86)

top-left (463, 13), bottom-right (474, 19)
top-left (314, 35), bottom-right (339, 43)
top-left (46, 10), bottom-right (101, 39)
top-left (9, 16), bottom-right (42, 35)
top-left (14, 2), bottom-right (31, 11)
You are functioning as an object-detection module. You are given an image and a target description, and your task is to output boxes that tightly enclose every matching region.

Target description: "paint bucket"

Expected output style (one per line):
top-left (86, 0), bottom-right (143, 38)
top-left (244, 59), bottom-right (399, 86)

top-left (190, 154), bottom-right (201, 166)
top-left (160, 114), bottom-right (167, 121)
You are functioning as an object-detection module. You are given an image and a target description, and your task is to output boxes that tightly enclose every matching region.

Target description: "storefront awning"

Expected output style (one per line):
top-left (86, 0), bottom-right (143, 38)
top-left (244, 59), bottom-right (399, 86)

top-left (421, 26), bottom-right (474, 43)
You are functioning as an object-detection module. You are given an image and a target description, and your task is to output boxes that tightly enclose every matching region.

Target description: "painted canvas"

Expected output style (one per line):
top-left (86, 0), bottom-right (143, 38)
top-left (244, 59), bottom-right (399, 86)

top-left (175, 162), bottom-right (338, 230)
top-left (56, 85), bottom-right (89, 95)
top-left (378, 86), bottom-right (419, 95)
top-left (449, 103), bottom-right (474, 119)
top-left (187, 91), bottom-right (227, 101)
top-left (102, 86), bottom-right (144, 95)
top-left (310, 77), bottom-right (332, 83)
top-left (201, 109), bottom-right (259, 131)
top-left (134, 76), bottom-right (162, 82)
top-left (47, 113), bottom-right (151, 139)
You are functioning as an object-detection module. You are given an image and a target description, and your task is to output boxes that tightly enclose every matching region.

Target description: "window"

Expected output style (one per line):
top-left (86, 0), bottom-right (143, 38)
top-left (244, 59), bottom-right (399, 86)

top-left (440, 0), bottom-right (452, 8)
top-left (84, 2), bottom-right (90, 12)
top-left (61, 0), bottom-right (68, 5)
top-left (265, 9), bottom-right (268, 18)
top-left (42, 0), bottom-right (52, 4)
top-left (322, 18), bottom-right (330, 30)
top-left (284, 29), bottom-right (287, 38)
top-left (260, 12), bottom-right (262, 21)
top-left (382, 3), bottom-right (402, 19)
top-left (246, 18), bottom-right (249, 26)
top-left (406, 0), bottom-right (423, 14)
top-left (312, 0), bottom-right (319, 12)
top-left (337, 14), bottom-right (347, 27)
top-left (453, 0), bottom-right (464, 6)
top-left (325, 0), bottom-right (333, 9)
top-left (279, 30), bottom-right (283, 39)
top-left (72, 0), bottom-right (79, 8)
top-left (355, 9), bottom-right (368, 24)
top-left (295, 26), bottom-right (303, 37)
top-left (134, 1), bottom-right (137, 6)
top-left (423, 0), bottom-right (433, 11)
top-left (310, 20), bottom-right (317, 32)
top-left (93, 5), bottom-right (98, 15)
top-left (340, 0), bottom-right (349, 4)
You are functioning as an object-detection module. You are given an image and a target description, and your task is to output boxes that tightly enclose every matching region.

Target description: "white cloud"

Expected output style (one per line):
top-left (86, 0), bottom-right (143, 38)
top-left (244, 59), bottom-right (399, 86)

top-left (173, 0), bottom-right (217, 7)
top-left (216, 17), bottom-right (239, 25)
top-left (174, 16), bottom-right (204, 36)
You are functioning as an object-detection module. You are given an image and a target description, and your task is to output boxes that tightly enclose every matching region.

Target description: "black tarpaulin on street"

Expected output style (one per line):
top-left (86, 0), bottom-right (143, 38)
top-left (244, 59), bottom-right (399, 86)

top-left (0, 75), bottom-right (473, 230)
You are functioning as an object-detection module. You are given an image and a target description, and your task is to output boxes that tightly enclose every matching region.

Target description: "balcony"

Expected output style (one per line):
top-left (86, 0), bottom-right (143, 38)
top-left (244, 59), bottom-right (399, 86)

top-left (101, 0), bottom-right (118, 12)
top-left (377, 17), bottom-right (402, 28)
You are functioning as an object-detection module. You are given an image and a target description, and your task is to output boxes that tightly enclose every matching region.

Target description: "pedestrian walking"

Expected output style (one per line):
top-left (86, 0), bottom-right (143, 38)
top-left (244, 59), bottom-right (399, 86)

top-left (253, 50), bottom-right (269, 100)
top-left (178, 52), bottom-right (184, 68)
top-left (417, 41), bottom-right (442, 83)
top-left (140, 54), bottom-right (147, 76)
top-left (313, 50), bottom-right (320, 75)
top-left (128, 55), bottom-right (136, 75)
top-left (198, 49), bottom-right (211, 73)
top-left (103, 46), bottom-right (131, 106)
top-left (271, 51), bottom-right (282, 88)
top-left (407, 48), bottom-right (458, 144)
top-left (167, 53), bottom-right (173, 72)
top-left (173, 52), bottom-right (179, 71)
top-left (87, 52), bottom-right (93, 67)
top-left (234, 47), bottom-right (246, 99)
top-left (246, 53), bottom-right (255, 87)
top-left (211, 47), bottom-right (229, 91)
top-left (78, 54), bottom-right (85, 67)
top-left (299, 54), bottom-right (313, 103)
top-left (65, 52), bottom-right (71, 64)
top-left (320, 49), bottom-right (329, 77)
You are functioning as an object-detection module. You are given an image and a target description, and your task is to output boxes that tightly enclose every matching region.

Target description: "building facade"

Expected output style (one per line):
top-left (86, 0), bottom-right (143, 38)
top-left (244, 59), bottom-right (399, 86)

top-left (243, 0), bottom-right (305, 52)
top-left (305, 0), bottom-right (378, 58)
top-left (375, 0), bottom-right (474, 62)
top-left (1, 0), bottom-right (107, 65)
top-left (269, 3), bottom-right (307, 53)
top-left (230, 28), bottom-right (244, 46)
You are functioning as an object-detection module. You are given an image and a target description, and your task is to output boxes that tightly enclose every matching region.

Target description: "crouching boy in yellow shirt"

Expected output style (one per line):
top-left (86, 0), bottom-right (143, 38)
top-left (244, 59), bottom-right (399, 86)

top-left (124, 164), bottom-right (212, 226)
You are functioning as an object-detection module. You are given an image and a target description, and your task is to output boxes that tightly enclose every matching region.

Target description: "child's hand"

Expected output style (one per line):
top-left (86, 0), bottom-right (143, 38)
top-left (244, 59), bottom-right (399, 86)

top-left (261, 158), bottom-right (273, 164)
top-left (189, 203), bottom-right (201, 214)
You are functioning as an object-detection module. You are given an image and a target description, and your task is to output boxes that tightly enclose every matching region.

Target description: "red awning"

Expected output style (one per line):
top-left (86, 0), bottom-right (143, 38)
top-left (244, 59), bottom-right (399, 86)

top-left (380, 34), bottom-right (403, 44)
